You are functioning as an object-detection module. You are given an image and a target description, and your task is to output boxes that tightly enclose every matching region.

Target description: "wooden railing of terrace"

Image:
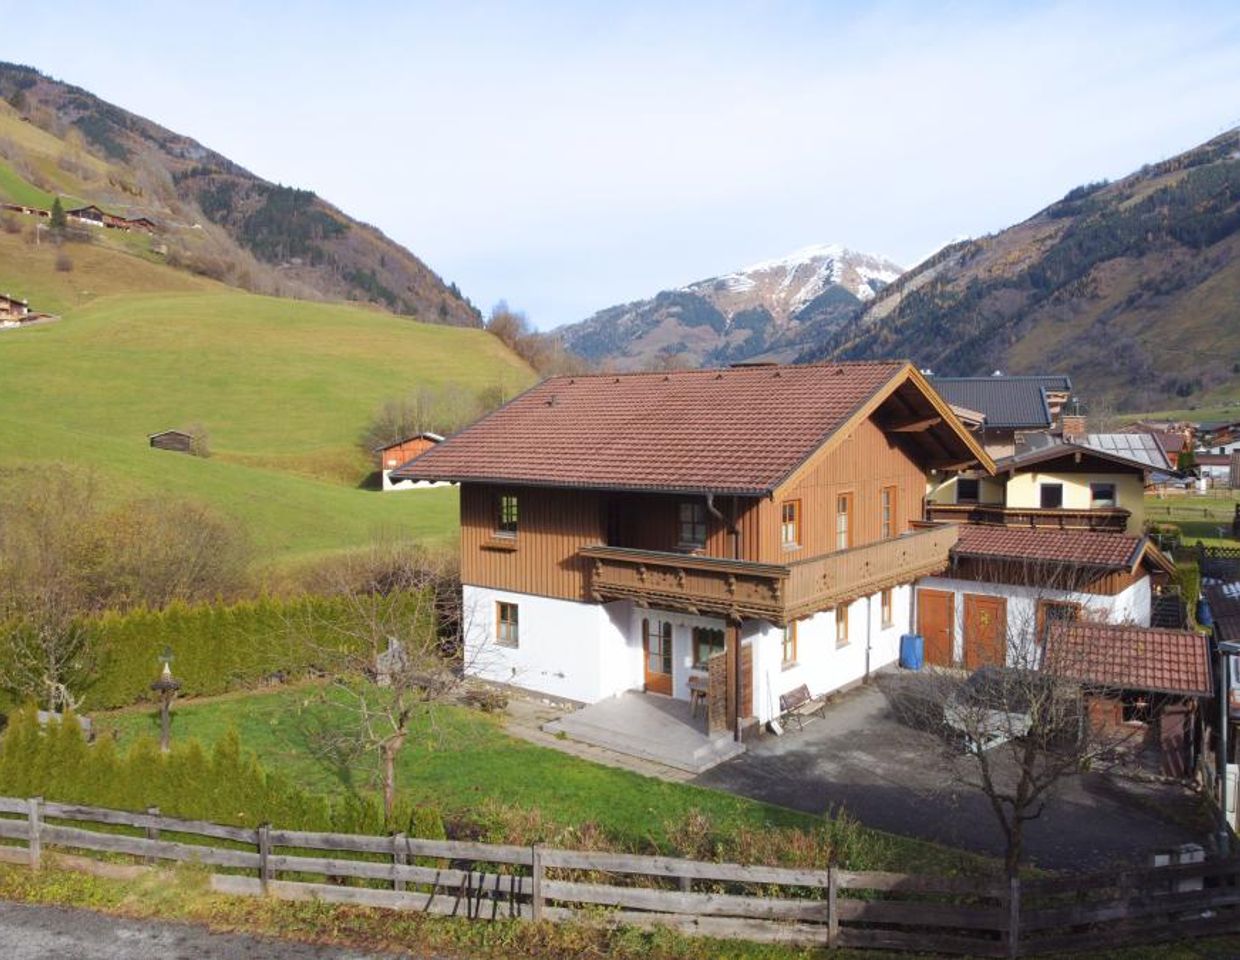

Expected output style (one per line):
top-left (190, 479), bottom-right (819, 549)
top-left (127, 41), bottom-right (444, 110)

top-left (924, 503), bottom-right (1131, 533)
top-left (581, 525), bottom-right (958, 625)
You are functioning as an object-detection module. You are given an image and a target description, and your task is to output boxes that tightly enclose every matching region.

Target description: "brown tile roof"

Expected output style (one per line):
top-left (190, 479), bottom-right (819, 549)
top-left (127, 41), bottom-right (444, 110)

top-left (394, 361), bottom-right (984, 495)
top-left (1044, 622), bottom-right (1212, 696)
top-left (953, 524), bottom-right (1147, 569)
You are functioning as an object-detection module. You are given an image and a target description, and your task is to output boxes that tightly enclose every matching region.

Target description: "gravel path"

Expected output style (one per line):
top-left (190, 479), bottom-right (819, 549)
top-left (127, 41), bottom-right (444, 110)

top-left (0, 901), bottom-right (407, 960)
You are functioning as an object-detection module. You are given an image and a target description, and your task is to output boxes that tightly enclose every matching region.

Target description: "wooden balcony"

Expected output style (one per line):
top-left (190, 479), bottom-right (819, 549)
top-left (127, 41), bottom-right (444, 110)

top-left (580, 524), bottom-right (959, 625)
top-left (924, 502), bottom-right (1131, 533)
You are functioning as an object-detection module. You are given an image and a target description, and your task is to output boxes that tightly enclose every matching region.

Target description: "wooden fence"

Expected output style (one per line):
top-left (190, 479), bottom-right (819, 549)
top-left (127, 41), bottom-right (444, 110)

top-left (1, 796), bottom-right (1239, 956)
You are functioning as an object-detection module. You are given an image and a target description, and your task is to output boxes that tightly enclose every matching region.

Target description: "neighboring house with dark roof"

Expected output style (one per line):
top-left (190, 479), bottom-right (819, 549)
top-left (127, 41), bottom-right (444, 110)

top-left (929, 375), bottom-right (1072, 458)
top-left (916, 525), bottom-right (1175, 672)
top-left (375, 432), bottom-right (448, 492)
top-left (927, 430), bottom-right (1170, 536)
top-left (1044, 621), bottom-right (1210, 778)
top-left (394, 361), bottom-right (993, 738)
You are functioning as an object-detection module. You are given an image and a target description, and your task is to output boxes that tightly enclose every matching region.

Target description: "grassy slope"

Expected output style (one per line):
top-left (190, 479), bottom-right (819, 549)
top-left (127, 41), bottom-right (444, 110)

top-left (97, 685), bottom-right (974, 874)
top-left (0, 233), bottom-right (534, 567)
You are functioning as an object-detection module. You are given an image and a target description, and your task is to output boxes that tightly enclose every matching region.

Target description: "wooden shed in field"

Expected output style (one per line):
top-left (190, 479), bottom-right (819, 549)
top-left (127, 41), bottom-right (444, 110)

top-left (148, 429), bottom-right (194, 454)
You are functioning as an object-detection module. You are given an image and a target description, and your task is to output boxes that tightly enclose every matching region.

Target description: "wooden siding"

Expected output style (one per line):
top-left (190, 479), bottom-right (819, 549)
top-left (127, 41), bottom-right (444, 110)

top-left (460, 485), bottom-right (764, 601)
top-left (758, 415), bottom-right (929, 564)
top-left (381, 437), bottom-right (437, 470)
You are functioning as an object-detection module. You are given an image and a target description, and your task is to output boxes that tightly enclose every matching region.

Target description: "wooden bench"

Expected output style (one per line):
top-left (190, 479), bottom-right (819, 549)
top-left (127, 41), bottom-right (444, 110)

top-left (778, 684), bottom-right (825, 730)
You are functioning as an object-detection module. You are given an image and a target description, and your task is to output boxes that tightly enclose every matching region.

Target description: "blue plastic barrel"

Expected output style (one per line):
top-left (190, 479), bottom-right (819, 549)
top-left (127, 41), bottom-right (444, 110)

top-left (899, 633), bottom-right (925, 671)
top-left (1198, 598), bottom-right (1214, 630)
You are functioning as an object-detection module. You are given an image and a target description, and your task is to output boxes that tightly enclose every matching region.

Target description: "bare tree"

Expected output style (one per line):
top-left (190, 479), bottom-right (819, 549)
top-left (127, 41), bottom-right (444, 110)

top-left (289, 541), bottom-right (489, 822)
top-left (884, 554), bottom-right (1141, 876)
top-left (357, 385), bottom-right (501, 460)
top-left (0, 473), bottom-right (102, 710)
top-left (0, 469), bottom-right (251, 709)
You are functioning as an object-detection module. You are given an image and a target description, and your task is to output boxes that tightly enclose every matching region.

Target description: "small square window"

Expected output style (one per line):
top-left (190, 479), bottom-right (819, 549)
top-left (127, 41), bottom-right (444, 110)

top-left (1090, 482), bottom-right (1117, 509)
top-left (679, 501), bottom-right (707, 548)
top-left (497, 495), bottom-right (519, 535)
top-left (1040, 483), bottom-right (1064, 510)
top-left (956, 478), bottom-right (980, 503)
top-left (496, 602), bottom-right (519, 648)
top-left (692, 627), bottom-right (725, 669)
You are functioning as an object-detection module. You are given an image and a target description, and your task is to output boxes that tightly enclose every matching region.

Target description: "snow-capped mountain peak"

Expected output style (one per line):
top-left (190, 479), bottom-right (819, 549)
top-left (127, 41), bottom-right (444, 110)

top-left (557, 243), bottom-right (904, 371)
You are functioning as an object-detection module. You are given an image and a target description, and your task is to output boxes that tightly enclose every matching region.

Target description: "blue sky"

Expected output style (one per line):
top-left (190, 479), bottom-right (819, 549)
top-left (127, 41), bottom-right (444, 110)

top-left (7, 1), bottom-right (1240, 328)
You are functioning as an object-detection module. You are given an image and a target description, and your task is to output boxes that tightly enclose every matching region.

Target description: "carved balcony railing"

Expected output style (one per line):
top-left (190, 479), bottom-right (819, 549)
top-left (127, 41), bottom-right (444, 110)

top-left (580, 524), bottom-right (959, 625)
top-left (924, 502), bottom-right (1131, 533)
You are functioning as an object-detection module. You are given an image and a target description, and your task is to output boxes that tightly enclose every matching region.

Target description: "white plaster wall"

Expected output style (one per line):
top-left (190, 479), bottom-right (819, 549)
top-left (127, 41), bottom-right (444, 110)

top-left (462, 585), bottom-right (636, 703)
top-left (916, 574), bottom-right (1152, 669)
top-left (748, 585), bottom-right (912, 724)
top-left (381, 470), bottom-right (453, 492)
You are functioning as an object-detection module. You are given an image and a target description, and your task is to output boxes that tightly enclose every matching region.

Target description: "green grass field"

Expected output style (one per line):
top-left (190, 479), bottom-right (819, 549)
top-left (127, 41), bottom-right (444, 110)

top-left (0, 233), bottom-right (534, 568)
top-left (1146, 492), bottom-right (1240, 547)
top-left (97, 685), bottom-right (975, 874)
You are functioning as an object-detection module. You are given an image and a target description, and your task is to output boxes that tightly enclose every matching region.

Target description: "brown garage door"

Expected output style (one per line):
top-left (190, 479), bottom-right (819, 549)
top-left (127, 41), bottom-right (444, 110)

top-left (917, 589), bottom-right (955, 667)
top-left (963, 594), bottom-right (1007, 670)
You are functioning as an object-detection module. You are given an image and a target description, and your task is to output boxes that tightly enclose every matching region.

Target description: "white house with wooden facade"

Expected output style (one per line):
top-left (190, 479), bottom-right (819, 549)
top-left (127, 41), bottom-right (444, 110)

top-left (393, 361), bottom-right (995, 737)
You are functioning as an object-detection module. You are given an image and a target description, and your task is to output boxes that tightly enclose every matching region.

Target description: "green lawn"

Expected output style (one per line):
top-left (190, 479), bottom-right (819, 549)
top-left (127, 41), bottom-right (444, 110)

top-left (1146, 492), bottom-right (1240, 547)
top-left (96, 685), bottom-right (977, 874)
top-left (0, 157), bottom-right (56, 208)
top-left (0, 278), bottom-right (533, 567)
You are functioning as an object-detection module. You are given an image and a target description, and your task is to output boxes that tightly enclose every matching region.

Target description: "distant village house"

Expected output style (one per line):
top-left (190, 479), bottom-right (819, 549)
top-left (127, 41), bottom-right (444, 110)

top-left (376, 433), bottom-right (449, 492)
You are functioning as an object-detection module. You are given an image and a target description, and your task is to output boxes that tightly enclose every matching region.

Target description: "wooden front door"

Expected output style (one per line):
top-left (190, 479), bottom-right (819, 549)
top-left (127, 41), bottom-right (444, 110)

top-left (642, 618), bottom-right (673, 696)
top-left (963, 594), bottom-right (1007, 670)
top-left (918, 589), bottom-right (955, 667)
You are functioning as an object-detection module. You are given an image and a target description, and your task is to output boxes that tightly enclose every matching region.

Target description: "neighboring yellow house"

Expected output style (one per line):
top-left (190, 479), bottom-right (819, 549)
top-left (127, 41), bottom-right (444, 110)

top-left (927, 433), bottom-right (1169, 536)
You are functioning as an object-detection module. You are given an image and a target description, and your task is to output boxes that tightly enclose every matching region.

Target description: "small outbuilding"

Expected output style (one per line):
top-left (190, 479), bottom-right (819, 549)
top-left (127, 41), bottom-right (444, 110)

top-left (1043, 621), bottom-right (1211, 778)
top-left (376, 432), bottom-right (449, 492)
top-left (148, 429), bottom-right (195, 454)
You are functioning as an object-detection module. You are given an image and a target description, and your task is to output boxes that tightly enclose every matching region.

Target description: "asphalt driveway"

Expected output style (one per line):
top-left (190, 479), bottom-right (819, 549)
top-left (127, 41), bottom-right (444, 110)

top-left (695, 675), bottom-right (1211, 870)
top-left (0, 902), bottom-right (403, 960)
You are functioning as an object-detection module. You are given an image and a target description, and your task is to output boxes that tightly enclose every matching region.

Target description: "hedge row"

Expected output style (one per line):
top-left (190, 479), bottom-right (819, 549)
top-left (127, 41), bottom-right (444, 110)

top-left (0, 706), bottom-right (441, 838)
top-left (2, 593), bottom-right (431, 712)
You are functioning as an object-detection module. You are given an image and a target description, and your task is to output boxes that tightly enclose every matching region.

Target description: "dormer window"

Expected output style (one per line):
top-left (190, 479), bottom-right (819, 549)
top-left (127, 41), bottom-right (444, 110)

top-left (497, 494), bottom-right (519, 536)
top-left (678, 501), bottom-right (707, 549)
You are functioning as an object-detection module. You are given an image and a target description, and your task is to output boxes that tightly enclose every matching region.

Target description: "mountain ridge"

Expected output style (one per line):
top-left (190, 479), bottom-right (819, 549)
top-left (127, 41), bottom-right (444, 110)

top-left (800, 127), bottom-right (1240, 412)
top-left (0, 62), bottom-right (481, 326)
top-left (558, 244), bottom-right (902, 370)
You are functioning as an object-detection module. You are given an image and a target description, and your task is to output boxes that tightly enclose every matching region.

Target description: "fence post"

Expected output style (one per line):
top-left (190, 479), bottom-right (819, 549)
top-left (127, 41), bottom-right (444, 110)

top-left (827, 863), bottom-right (838, 948)
top-left (145, 806), bottom-right (160, 865)
top-left (392, 831), bottom-right (407, 892)
top-left (257, 823), bottom-right (272, 893)
top-left (530, 844), bottom-right (544, 922)
top-left (26, 797), bottom-right (42, 871)
top-left (1008, 875), bottom-right (1021, 959)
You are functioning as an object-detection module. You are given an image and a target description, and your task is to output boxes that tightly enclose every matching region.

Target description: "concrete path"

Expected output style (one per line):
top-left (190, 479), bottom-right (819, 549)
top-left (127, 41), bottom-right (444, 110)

top-left (542, 692), bottom-right (743, 773)
top-left (0, 902), bottom-right (404, 960)
top-left (696, 680), bottom-right (1210, 870)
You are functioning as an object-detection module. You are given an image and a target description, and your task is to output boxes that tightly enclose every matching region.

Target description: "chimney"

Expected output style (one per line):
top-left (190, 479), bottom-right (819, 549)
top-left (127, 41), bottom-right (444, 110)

top-left (1061, 414), bottom-right (1086, 440)
top-left (1060, 396), bottom-right (1086, 440)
